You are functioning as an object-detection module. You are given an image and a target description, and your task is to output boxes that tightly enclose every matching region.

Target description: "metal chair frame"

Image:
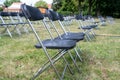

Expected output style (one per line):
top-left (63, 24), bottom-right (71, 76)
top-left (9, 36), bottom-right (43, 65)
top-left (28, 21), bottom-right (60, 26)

top-left (43, 10), bottom-right (86, 65)
top-left (21, 4), bottom-right (80, 80)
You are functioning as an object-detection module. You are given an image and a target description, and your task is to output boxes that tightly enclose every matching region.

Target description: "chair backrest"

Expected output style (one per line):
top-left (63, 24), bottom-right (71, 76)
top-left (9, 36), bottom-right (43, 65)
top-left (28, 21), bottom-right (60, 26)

top-left (75, 14), bottom-right (83, 20)
top-left (21, 4), bottom-right (44, 21)
top-left (58, 13), bottom-right (64, 21)
top-left (46, 10), bottom-right (64, 21)
top-left (47, 10), bottom-right (59, 21)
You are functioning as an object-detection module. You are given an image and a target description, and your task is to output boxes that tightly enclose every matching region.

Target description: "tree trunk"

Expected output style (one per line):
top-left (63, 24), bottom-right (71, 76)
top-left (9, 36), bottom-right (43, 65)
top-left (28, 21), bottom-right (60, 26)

top-left (96, 0), bottom-right (101, 16)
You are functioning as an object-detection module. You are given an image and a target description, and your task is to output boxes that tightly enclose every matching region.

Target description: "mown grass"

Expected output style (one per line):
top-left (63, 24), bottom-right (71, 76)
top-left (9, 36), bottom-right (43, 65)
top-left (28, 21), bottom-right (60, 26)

top-left (0, 19), bottom-right (120, 80)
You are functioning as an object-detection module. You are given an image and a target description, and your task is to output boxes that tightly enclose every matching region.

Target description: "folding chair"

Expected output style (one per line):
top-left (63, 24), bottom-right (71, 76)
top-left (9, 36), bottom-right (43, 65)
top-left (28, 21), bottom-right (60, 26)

top-left (85, 15), bottom-right (98, 29)
top-left (98, 15), bottom-right (106, 26)
top-left (0, 11), bottom-right (29, 37)
top-left (46, 10), bottom-right (85, 42)
top-left (21, 4), bottom-right (80, 80)
top-left (9, 12), bottom-right (29, 34)
top-left (44, 10), bottom-right (85, 62)
top-left (62, 15), bottom-right (73, 26)
top-left (0, 11), bottom-right (22, 36)
top-left (106, 16), bottom-right (115, 24)
top-left (42, 10), bottom-right (82, 75)
top-left (0, 12), bottom-right (15, 37)
top-left (75, 14), bottom-right (96, 41)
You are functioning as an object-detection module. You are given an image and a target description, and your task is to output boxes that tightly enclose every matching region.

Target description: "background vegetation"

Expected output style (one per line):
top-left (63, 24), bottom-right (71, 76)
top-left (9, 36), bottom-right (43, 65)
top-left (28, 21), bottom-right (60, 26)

top-left (34, 0), bottom-right (48, 8)
top-left (2, 0), bottom-right (120, 17)
top-left (52, 0), bottom-right (120, 17)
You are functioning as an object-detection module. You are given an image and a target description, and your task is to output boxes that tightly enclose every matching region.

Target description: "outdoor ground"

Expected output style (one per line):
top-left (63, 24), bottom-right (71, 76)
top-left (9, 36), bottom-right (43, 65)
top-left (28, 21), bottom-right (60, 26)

top-left (0, 19), bottom-right (120, 80)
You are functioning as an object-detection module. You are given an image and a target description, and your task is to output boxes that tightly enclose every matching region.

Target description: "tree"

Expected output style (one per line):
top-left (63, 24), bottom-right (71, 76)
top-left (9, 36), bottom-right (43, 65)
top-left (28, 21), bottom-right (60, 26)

top-left (78, 0), bottom-right (84, 14)
top-left (87, 0), bottom-right (96, 15)
top-left (52, 0), bottom-right (120, 17)
top-left (94, 0), bottom-right (119, 17)
top-left (4, 0), bottom-right (20, 7)
top-left (52, 0), bottom-right (84, 15)
top-left (52, 0), bottom-right (62, 11)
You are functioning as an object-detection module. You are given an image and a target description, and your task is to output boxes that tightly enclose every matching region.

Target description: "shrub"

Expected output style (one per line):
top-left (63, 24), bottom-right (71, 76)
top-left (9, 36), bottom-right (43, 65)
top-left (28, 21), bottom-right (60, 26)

top-left (34, 0), bottom-right (48, 8)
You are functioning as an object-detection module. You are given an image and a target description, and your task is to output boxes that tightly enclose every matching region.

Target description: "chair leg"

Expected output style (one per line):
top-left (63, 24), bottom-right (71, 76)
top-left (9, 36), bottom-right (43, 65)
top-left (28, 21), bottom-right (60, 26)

top-left (15, 26), bottom-right (21, 35)
top-left (32, 49), bottom-right (73, 80)
top-left (74, 48), bottom-right (82, 62)
top-left (6, 28), bottom-right (12, 38)
top-left (68, 51), bottom-right (81, 73)
top-left (76, 45), bottom-right (82, 54)
top-left (61, 56), bottom-right (74, 79)
top-left (90, 30), bottom-right (96, 39)
top-left (85, 31), bottom-right (92, 41)
top-left (1, 25), bottom-right (12, 38)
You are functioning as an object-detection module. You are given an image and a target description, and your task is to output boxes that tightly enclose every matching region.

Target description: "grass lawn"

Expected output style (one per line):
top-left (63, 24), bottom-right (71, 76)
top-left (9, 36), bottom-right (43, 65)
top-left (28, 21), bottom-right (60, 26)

top-left (0, 19), bottom-right (120, 80)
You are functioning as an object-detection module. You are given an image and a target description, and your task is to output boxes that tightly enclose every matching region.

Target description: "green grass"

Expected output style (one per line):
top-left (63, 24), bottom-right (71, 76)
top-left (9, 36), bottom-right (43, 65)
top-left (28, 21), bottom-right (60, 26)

top-left (0, 19), bottom-right (120, 80)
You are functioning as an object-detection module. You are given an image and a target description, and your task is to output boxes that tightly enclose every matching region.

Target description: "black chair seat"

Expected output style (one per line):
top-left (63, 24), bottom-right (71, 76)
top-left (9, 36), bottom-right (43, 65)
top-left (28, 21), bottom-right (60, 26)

top-left (35, 39), bottom-right (76, 49)
top-left (79, 26), bottom-right (92, 30)
top-left (67, 32), bottom-right (85, 36)
top-left (55, 32), bottom-right (85, 42)
top-left (79, 25), bottom-right (97, 29)
top-left (0, 12), bottom-right (10, 16)
top-left (61, 32), bottom-right (85, 41)
top-left (90, 24), bottom-right (98, 28)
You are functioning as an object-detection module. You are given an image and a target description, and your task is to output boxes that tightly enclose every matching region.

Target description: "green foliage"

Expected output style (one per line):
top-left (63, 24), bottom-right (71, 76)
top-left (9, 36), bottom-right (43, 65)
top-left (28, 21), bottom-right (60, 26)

top-left (34, 0), bottom-right (48, 8)
top-left (0, 7), bottom-right (3, 11)
top-left (53, 0), bottom-right (80, 15)
top-left (58, 11), bottom-right (72, 16)
top-left (52, 0), bottom-right (62, 11)
top-left (4, 0), bottom-right (20, 7)
top-left (52, 0), bottom-right (120, 17)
